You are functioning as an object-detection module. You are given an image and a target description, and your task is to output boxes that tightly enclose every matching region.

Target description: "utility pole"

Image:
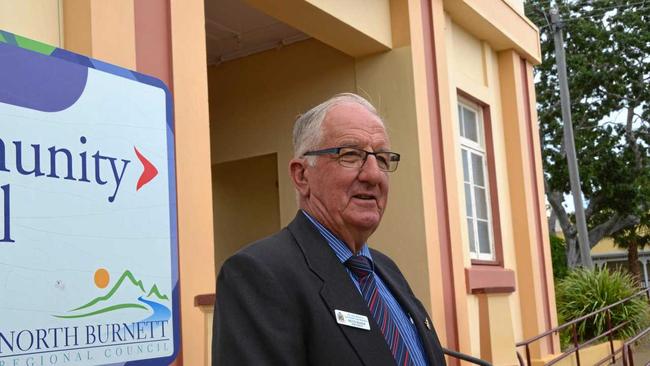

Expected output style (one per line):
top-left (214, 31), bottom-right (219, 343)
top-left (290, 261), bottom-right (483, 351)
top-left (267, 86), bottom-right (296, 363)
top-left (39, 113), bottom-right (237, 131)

top-left (550, 7), bottom-right (593, 269)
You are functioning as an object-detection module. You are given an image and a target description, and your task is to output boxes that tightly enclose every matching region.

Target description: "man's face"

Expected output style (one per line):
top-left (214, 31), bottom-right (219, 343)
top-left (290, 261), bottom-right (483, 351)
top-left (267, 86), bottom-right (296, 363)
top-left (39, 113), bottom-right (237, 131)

top-left (302, 102), bottom-right (390, 241)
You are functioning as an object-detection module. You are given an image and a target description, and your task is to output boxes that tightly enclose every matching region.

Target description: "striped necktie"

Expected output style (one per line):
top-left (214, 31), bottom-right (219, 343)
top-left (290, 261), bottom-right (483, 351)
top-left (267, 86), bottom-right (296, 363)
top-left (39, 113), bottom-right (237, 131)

top-left (346, 255), bottom-right (413, 366)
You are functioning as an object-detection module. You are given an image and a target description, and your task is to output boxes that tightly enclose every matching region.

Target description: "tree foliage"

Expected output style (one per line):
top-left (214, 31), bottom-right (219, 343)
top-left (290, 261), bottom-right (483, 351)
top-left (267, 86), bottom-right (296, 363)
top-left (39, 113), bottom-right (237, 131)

top-left (550, 235), bottom-right (569, 279)
top-left (525, 0), bottom-right (650, 267)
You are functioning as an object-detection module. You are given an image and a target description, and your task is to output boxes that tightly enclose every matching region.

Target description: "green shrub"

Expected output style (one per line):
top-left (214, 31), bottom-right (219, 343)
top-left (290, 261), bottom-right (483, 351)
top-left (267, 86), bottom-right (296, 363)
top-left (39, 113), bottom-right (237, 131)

top-left (550, 235), bottom-right (568, 280)
top-left (556, 268), bottom-right (649, 346)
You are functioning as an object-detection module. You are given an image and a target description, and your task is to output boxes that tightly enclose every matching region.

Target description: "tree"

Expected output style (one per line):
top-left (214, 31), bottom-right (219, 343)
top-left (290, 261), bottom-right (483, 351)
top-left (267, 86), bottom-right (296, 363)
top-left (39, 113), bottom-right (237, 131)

top-left (613, 210), bottom-right (650, 283)
top-left (613, 225), bottom-right (650, 283)
top-left (525, 0), bottom-right (650, 268)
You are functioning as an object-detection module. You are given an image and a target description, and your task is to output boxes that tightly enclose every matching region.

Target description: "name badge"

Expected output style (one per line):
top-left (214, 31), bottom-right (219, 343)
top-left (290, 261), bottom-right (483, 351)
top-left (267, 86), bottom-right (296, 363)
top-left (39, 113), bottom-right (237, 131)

top-left (335, 309), bottom-right (371, 330)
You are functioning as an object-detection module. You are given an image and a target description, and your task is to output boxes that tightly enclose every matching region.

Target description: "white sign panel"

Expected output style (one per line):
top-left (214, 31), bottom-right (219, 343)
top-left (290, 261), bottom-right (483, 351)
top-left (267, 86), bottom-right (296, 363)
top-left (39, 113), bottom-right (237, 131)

top-left (0, 30), bottom-right (180, 366)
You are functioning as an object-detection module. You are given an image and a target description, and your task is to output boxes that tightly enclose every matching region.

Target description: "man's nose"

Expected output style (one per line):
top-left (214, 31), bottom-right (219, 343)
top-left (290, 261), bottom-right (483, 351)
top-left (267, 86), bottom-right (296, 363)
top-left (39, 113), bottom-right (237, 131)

top-left (358, 155), bottom-right (385, 183)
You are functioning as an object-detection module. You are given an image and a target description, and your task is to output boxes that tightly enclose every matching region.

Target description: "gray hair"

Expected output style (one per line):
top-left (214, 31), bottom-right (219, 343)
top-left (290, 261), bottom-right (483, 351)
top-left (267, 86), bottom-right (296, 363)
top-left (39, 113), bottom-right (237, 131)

top-left (292, 93), bottom-right (383, 164)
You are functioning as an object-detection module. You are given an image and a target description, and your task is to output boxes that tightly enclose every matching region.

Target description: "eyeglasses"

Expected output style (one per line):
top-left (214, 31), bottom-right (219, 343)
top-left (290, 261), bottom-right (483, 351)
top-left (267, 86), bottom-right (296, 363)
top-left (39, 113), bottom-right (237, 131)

top-left (303, 147), bottom-right (401, 172)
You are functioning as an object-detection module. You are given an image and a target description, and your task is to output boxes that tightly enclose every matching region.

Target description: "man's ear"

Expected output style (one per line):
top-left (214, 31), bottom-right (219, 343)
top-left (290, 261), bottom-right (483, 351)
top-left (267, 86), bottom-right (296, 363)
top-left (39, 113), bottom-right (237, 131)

top-left (289, 158), bottom-right (310, 197)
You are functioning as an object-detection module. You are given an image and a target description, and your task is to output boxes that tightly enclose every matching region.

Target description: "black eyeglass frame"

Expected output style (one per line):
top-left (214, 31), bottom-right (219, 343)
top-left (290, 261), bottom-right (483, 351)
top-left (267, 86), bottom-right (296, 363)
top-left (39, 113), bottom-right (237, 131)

top-left (302, 147), bottom-right (401, 172)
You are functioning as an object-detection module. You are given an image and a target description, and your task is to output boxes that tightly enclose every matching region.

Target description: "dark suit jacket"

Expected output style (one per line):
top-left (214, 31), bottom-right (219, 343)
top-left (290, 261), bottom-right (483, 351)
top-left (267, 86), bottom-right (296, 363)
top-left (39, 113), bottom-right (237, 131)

top-left (212, 212), bottom-right (447, 365)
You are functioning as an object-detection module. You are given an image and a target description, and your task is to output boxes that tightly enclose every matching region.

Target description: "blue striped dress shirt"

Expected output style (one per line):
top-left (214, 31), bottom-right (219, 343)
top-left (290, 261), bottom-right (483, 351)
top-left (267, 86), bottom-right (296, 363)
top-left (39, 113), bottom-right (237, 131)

top-left (302, 211), bottom-right (428, 366)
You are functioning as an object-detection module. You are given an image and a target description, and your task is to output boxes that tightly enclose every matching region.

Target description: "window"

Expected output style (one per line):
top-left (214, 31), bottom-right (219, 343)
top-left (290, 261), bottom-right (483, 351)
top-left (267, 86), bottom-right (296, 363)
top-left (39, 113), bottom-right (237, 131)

top-left (458, 100), bottom-right (495, 261)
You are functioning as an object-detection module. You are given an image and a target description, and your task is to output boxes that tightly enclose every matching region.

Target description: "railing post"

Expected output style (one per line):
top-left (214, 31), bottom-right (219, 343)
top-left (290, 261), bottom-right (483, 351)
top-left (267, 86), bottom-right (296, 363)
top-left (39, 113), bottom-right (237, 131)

top-left (572, 323), bottom-right (581, 366)
top-left (516, 351), bottom-right (525, 366)
top-left (525, 345), bottom-right (531, 366)
top-left (606, 310), bottom-right (615, 364)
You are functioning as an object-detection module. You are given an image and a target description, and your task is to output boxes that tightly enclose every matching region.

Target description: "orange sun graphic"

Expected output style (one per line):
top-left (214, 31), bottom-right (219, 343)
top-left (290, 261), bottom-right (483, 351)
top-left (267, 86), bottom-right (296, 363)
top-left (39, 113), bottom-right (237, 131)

top-left (94, 268), bottom-right (110, 289)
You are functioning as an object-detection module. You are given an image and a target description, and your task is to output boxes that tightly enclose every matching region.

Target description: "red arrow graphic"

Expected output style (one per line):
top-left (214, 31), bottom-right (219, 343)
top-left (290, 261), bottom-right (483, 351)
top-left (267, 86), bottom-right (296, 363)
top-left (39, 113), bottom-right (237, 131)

top-left (134, 147), bottom-right (158, 191)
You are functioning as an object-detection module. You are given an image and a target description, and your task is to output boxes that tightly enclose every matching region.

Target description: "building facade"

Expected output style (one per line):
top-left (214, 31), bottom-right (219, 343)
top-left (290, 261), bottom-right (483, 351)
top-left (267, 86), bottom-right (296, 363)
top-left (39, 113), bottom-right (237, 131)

top-left (0, 1), bottom-right (559, 365)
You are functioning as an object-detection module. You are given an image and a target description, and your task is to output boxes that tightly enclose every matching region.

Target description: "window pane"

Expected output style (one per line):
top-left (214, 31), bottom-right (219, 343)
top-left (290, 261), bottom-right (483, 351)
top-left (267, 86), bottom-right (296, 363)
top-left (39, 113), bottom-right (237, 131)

top-left (458, 105), bottom-right (463, 135)
top-left (464, 183), bottom-right (473, 216)
top-left (462, 149), bottom-right (469, 181)
top-left (477, 220), bottom-right (491, 254)
top-left (467, 218), bottom-right (476, 253)
top-left (474, 187), bottom-right (487, 220)
top-left (463, 107), bottom-right (478, 142)
top-left (471, 153), bottom-right (485, 186)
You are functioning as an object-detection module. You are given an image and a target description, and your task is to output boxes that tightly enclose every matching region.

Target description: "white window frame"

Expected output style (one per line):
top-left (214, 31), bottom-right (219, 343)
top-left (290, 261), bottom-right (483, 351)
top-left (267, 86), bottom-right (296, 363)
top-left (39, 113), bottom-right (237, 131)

top-left (458, 99), bottom-right (496, 261)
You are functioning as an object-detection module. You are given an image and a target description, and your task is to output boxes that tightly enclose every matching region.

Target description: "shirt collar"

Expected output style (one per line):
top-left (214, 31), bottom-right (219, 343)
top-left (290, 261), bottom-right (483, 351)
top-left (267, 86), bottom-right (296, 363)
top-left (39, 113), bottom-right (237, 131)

top-left (301, 210), bottom-right (373, 266)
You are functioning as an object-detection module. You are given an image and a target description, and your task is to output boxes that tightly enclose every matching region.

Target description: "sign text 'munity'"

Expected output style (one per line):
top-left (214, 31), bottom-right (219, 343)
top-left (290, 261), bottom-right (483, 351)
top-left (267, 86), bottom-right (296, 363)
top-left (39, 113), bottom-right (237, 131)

top-left (0, 135), bottom-right (130, 203)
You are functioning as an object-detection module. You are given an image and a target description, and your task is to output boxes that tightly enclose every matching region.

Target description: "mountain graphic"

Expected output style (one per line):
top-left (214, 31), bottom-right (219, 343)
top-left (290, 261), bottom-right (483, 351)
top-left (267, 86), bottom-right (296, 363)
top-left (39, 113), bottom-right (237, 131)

top-left (147, 284), bottom-right (169, 300)
top-left (54, 270), bottom-right (169, 319)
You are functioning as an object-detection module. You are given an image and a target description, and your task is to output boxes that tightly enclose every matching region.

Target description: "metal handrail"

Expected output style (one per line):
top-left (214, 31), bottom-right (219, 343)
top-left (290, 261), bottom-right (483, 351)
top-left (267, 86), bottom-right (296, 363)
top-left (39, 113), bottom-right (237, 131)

top-left (442, 347), bottom-right (492, 366)
top-left (515, 288), bottom-right (650, 366)
top-left (593, 346), bottom-right (623, 366)
top-left (545, 320), bottom-right (629, 366)
top-left (516, 288), bottom-right (649, 346)
top-left (622, 326), bottom-right (650, 366)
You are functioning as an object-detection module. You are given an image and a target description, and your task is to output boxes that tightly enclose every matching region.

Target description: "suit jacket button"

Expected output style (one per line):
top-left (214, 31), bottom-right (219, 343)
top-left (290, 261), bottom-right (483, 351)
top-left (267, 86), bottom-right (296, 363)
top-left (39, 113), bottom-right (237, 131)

top-left (425, 318), bottom-right (432, 330)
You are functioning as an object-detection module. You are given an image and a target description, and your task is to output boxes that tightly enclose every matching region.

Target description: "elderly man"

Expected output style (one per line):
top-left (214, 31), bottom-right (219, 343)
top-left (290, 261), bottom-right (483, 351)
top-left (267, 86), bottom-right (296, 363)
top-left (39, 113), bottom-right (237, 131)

top-left (213, 93), bottom-right (446, 365)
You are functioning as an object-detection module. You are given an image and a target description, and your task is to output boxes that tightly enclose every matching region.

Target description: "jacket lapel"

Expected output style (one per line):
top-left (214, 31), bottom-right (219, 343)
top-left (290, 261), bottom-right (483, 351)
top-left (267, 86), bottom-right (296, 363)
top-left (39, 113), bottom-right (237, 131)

top-left (287, 213), bottom-right (396, 366)
top-left (373, 256), bottom-right (442, 365)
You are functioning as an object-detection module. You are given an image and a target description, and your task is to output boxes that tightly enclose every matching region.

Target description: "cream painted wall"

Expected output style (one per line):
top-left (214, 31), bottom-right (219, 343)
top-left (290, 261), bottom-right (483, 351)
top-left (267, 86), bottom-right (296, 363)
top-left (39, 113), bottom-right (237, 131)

top-left (89, 1), bottom-right (136, 70)
top-left (447, 17), bottom-right (524, 361)
top-left (0, 0), bottom-right (62, 46)
top-left (448, 18), bottom-right (487, 356)
top-left (60, 0), bottom-right (136, 70)
top-left (169, 0), bottom-right (216, 364)
top-left (504, 0), bottom-right (525, 14)
top-left (306, 0), bottom-right (392, 47)
top-left (450, 23), bottom-right (486, 89)
top-left (212, 153), bottom-right (281, 270)
top-left (355, 46), bottom-right (433, 312)
top-left (245, 0), bottom-right (391, 57)
top-left (208, 38), bottom-right (356, 227)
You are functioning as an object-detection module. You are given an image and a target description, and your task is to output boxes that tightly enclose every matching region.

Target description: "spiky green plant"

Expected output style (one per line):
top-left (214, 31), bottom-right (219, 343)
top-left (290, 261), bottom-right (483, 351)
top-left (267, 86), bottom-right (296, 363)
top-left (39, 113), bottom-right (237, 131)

top-left (556, 268), bottom-right (649, 346)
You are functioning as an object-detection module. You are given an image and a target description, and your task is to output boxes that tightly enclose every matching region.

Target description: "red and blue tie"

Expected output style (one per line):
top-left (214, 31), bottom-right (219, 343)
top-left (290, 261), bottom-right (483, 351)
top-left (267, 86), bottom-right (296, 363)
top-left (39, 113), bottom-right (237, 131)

top-left (346, 255), bottom-right (413, 366)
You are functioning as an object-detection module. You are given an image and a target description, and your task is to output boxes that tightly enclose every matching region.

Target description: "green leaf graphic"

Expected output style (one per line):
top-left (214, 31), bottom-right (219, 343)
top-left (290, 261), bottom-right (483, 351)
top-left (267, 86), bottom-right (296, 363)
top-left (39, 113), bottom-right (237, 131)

top-left (54, 303), bottom-right (147, 319)
top-left (72, 270), bottom-right (147, 311)
top-left (147, 284), bottom-right (169, 300)
top-left (14, 35), bottom-right (55, 55)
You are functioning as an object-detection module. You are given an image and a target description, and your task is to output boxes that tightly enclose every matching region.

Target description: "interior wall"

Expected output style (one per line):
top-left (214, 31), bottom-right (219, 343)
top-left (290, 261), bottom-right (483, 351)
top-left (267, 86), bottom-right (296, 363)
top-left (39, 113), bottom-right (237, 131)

top-left (208, 38), bottom-right (356, 228)
top-left (207, 38), bottom-right (435, 317)
top-left (0, 0), bottom-right (62, 46)
top-left (212, 153), bottom-right (281, 270)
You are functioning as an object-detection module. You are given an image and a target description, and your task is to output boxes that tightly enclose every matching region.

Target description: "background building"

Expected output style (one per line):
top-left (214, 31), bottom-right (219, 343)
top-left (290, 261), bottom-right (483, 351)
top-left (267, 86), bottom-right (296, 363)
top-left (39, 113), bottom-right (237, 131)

top-left (0, 0), bottom-right (558, 365)
top-left (592, 239), bottom-right (650, 288)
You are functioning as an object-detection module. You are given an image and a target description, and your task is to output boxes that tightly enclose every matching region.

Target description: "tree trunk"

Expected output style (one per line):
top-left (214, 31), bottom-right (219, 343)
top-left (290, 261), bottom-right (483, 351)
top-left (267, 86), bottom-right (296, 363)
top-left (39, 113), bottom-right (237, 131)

top-left (627, 241), bottom-right (642, 285)
top-left (549, 209), bottom-right (557, 235)
top-left (566, 235), bottom-right (580, 268)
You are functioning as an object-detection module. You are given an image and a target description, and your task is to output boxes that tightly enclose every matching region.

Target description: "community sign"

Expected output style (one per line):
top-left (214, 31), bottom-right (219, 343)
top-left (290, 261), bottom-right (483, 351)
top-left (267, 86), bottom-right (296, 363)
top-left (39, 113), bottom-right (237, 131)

top-left (0, 30), bottom-right (180, 366)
